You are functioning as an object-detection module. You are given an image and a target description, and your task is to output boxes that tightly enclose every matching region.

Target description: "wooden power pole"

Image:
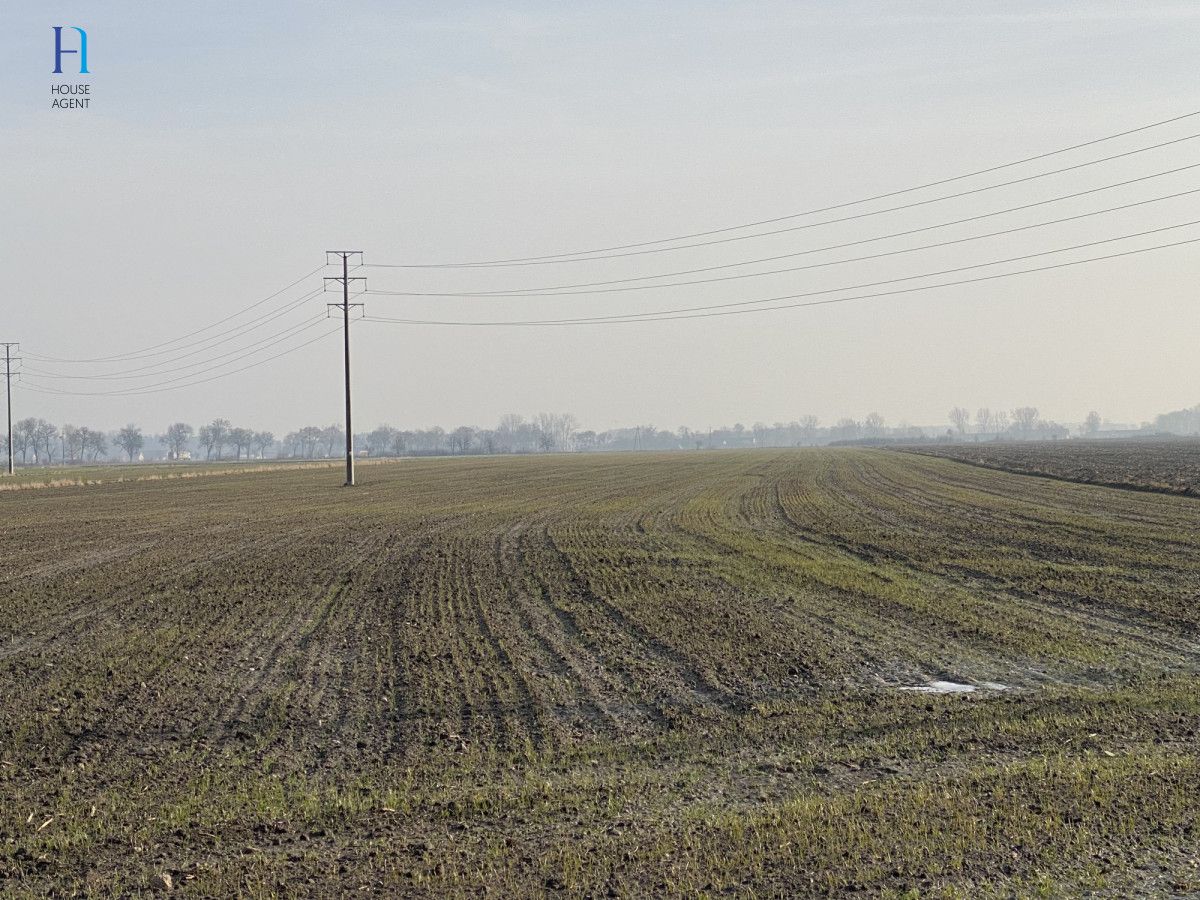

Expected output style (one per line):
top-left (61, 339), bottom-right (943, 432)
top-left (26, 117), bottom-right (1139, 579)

top-left (1, 343), bottom-right (18, 476)
top-left (324, 253), bottom-right (365, 486)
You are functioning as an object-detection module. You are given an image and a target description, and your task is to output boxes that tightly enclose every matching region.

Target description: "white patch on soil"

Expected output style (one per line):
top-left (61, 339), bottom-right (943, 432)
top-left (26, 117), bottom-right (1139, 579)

top-left (898, 680), bottom-right (1009, 694)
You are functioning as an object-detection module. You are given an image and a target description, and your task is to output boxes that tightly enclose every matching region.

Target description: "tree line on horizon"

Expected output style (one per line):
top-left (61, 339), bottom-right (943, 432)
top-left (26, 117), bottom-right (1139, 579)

top-left (2, 417), bottom-right (273, 466)
top-left (3, 403), bottom-right (1198, 467)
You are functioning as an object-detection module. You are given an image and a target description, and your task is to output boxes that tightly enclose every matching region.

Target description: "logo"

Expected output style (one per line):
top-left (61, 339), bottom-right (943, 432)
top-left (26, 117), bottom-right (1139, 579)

top-left (52, 26), bottom-right (89, 74)
top-left (51, 26), bottom-right (91, 110)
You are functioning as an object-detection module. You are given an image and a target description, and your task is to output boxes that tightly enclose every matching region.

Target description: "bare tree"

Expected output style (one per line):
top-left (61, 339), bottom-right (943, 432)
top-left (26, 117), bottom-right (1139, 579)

top-left (557, 413), bottom-right (579, 450)
top-left (799, 415), bottom-right (820, 445)
top-left (949, 407), bottom-right (971, 436)
top-left (35, 420), bottom-right (59, 464)
top-left (62, 424), bottom-right (83, 462)
top-left (423, 426), bottom-right (447, 454)
top-left (1154, 403), bottom-right (1200, 435)
top-left (497, 415), bottom-right (549, 454)
top-left (833, 418), bottom-right (861, 441)
top-left (449, 425), bottom-right (474, 454)
top-left (81, 427), bottom-right (107, 461)
top-left (12, 418), bottom-right (59, 465)
top-left (1084, 410), bottom-right (1102, 435)
top-left (974, 408), bottom-right (993, 436)
top-left (208, 419), bottom-right (231, 460)
top-left (535, 412), bottom-right (578, 451)
top-left (535, 413), bottom-right (556, 450)
top-left (164, 422), bottom-right (193, 460)
top-left (498, 414), bottom-right (524, 434)
top-left (320, 424), bottom-right (344, 458)
top-left (367, 425), bottom-right (397, 457)
top-left (14, 417), bottom-right (37, 464)
top-left (1011, 407), bottom-right (1039, 435)
top-left (229, 427), bottom-right (253, 460)
top-left (252, 431), bottom-right (274, 459)
top-left (197, 425), bottom-right (216, 460)
top-left (298, 426), bottom-right (322, 458)
top-left (116, 424), bottom-right (144, 462)
top-left (863, 412), bottom-right (885, 438)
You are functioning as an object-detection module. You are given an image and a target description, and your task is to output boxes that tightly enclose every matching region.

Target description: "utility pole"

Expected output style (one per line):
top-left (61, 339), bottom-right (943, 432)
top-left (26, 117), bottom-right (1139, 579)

top-left (324, 252), bottom-right (365, 486)
top-left (2, 343), bottom-right (19, 476)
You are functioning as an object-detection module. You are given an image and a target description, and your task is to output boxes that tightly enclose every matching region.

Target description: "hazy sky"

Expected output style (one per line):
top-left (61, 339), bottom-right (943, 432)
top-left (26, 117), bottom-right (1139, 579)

top-left (2, 2), bottom-right (1198, 434)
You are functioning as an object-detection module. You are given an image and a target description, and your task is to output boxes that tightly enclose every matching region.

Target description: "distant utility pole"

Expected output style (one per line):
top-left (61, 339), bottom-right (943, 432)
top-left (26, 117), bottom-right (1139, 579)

top-left (324, 252), bottom-right (365, 486)
top-left (2, 343), bottom-right (19, 476)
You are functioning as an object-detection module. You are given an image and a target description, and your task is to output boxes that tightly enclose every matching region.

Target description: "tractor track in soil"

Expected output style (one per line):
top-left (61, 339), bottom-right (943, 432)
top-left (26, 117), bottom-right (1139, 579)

top-left (4, 450), bottom-right (1200, 897)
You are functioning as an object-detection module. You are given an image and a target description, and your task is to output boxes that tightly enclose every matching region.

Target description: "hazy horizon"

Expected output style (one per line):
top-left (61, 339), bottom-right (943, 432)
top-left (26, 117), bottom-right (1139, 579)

top-left (4, 2), bottom-right (1199, 435)
top-left (0, 405), bottom-right (1172, 446)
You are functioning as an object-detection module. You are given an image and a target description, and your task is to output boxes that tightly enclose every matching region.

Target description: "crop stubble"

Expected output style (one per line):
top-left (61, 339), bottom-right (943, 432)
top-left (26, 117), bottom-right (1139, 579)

top-left (1, 450), bottom-right (1199, 896)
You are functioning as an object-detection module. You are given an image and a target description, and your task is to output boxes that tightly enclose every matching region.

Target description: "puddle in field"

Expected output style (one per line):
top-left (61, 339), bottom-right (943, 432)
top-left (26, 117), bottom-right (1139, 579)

top-left (897, 680), bottom-right (1009, 694)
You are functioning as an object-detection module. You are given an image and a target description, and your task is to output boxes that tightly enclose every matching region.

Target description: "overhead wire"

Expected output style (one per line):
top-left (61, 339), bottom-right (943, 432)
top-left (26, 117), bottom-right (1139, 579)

top-left (24, 285), bottom-right (327, 371)
top-left (367, 164), bottom-right (1200, 293)
top-left (360, 226), bottom-right (1200, 327)
top-left (23, 267), bottom-right (326, 363)
top-left (365, 184), bottom-right (1200, 299)
top-left (368, 115), bottom-right (1200, 267)
top-left (18, 322), bottom-right (341, 397)
top-left (21, 313), bottom-right (330, 381)
top-left (23, 288), bottom-right (329, 381)
top-left (17, 112), bottom-right (1200, 399)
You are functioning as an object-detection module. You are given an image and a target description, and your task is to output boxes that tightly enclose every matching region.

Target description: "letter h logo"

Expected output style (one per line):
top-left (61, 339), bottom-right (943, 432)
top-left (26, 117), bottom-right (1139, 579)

top-left (53, 27), bottom-right (89, 75)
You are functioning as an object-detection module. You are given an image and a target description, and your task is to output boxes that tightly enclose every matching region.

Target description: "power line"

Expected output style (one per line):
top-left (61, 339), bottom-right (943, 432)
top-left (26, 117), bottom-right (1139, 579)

top-left (17, 324), bottom-right (339, 397)
top-left (22, 267), bottom-right (326, 364)
top-left (374, 132), bottom-right (1200, 268)
top-left (365, 185), bottom-right (1200, 299)
top-left (21, 314), bottom-right (329, 382)
top-left (370, 114), bottom-right (1200, 268)
top-left (24, 299), bottom-right (325, 379)
top-left (368, 163), bottom-right (1200, 293)
top-left (15, 113), bottom-right (1200, 441)
top-left (24, 285), bottom-right (327, 368)
top-left (360, 229), bottom-right (1200, 327)
top-left (20, 317), bottom-right (330, 395)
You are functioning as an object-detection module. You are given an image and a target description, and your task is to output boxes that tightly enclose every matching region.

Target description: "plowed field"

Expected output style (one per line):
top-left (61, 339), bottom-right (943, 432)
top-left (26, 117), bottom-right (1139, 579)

top-left (2, 451), bottom-right (1198, 896)
top-left (908, 439), bottom-right (1200, 496)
